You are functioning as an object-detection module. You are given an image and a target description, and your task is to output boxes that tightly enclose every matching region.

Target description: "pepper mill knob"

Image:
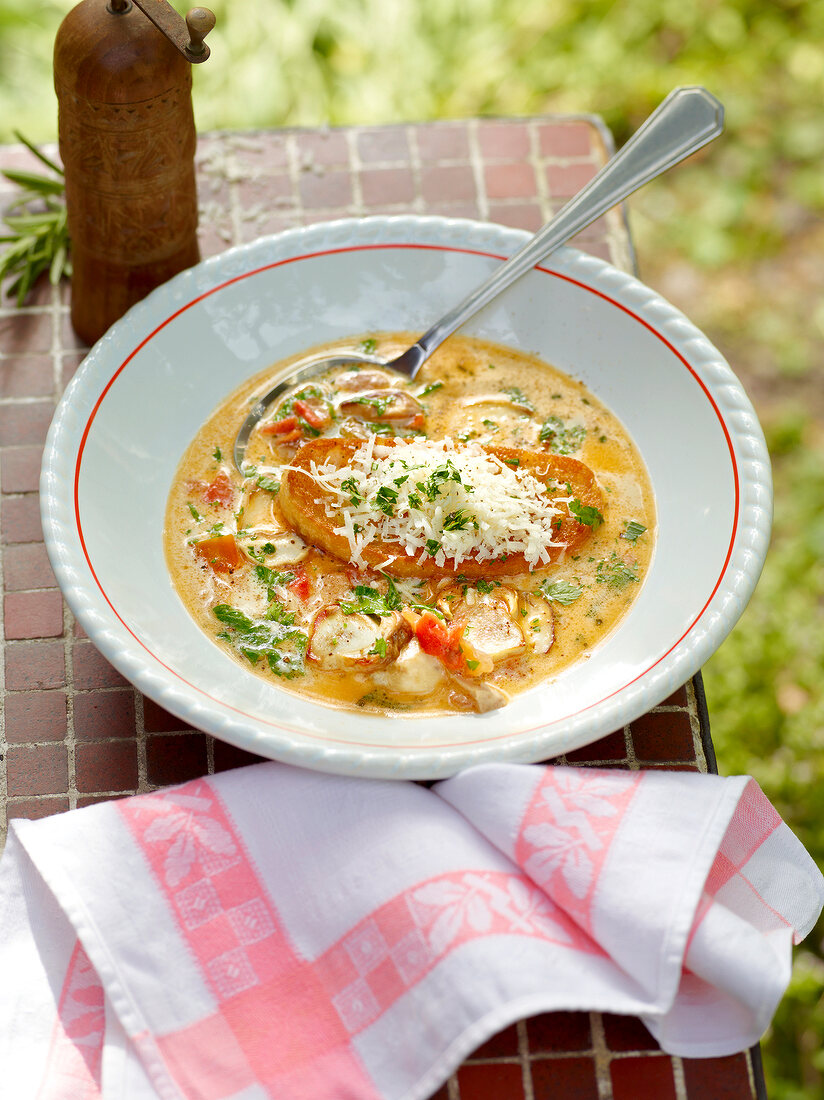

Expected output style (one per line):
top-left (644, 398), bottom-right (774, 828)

top-left (186, 8), bottom-right (215, 56)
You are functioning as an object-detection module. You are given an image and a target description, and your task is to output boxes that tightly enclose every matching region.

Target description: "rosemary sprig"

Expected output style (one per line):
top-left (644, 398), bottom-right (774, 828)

top-left (0, 131), bottom-right (71, 305)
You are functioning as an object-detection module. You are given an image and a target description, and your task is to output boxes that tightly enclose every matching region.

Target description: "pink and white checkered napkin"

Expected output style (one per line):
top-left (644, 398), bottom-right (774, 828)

top-left (1, 763), bottom-right (822, 1100)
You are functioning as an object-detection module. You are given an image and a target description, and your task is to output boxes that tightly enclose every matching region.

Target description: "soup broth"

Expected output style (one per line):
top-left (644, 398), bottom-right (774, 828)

top-left (164, 334), bottom-right (655, 715)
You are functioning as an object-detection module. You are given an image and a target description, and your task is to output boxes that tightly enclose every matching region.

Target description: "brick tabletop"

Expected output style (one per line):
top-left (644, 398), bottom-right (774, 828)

top-left (0, 117), bottom-right (766, 1099)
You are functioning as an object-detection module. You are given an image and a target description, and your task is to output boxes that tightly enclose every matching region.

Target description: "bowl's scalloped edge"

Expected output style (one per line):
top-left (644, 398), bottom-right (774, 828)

top-left (40, 215), bottom-right (773, 779)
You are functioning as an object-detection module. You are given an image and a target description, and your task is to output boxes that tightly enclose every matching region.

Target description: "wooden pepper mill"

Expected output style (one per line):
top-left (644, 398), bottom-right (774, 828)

top-left (54, 0), bottom-right (215, 346)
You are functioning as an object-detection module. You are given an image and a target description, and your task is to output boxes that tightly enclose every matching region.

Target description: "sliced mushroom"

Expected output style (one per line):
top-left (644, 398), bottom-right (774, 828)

top-left (518, 592), bottom-right (555, 654)
top-left (308, 605), bottom-right (411, 670)
top-left (445, 585), bottom-right (527, 663)
top-left (450, 676), bottom-right (510, 713)
top-left (238, 484), bottom-right (280, 533)
top-left (333, 368), bottom-right (400, 392)
top-left (460, 393), bottom-right (535, 414)
top-left (374, 638), bottom-right (446, 695)
top-left (337, 389), bottom-right (423, 424)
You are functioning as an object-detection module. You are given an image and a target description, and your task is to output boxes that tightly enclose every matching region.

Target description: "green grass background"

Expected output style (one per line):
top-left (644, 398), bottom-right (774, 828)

top-left (2, 0), bottom-right (824, 1094)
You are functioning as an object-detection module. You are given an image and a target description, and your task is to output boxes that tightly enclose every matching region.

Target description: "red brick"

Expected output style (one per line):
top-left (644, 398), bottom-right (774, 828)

top-left (630, 709), bottom-right (696, 763)
top-left (486, 203), bottom-right (543, 233)
top-left (0, 401), bottom-right (54, 446)
top-left (5, 640), bottom-right (66, 689)
top-left (1, 445), bottom-right (42, 492)
top-left (7, 796), bottom-right (70, 821)
top-left (478, 121), bottom-right (530, 160)
top-left (457, 1062), bottom-right (525, 1100)
top-left (298, 169), bottom-right (354, 210)
top-left (485, 163), bottom-right (537, 202)
top-left (146, 732), bottom-right (209, 786)
top-left (0, 312), bottom-right (53, 354)
top-left (602, 1013), bottom-right (660, 1052)
top-left (60, 313), bottom-right (89, 351)
top-left (4, 589), bottom-right (64, 639)
top-left (415, 123), bottom-right (470, 162)
top-left (421, 164), bottom-right (477, 204)
top-left (72, 641), bottom-right (128, 689)
top-left (73, 691), bottom-right (136, 740)
top-left (3, 542), bottom-right (55, 590)
top-left (682, 1052), bottom-right (756, 1098)
top-left (226, 134), bottom-right (289, 174)
top-left (360, 167), bottom-right (416, 207)
top-left (526, 1011), bottom-right (591, 1052)
top-left (6, 742), bottom-right (68, 796)
top-left (531, 1056), bottom-right (599, 1099)
top-left (546, 161), bottom-right (599, 199)
top-left (295, 129), bottom-right (349, 167)
top-left (661, 685), bottom-right (689, 707)
top-left (357, 127), bottom-right (410, 164)
top-left (1, 493), bottom-right (44, 544)
top-left (75, 740), bottom-right (138, 793)
top-left (0, 355), bottom-right (53, 399)
top-left (5, 690), bottom-right (67, 742)
top-left (236, 173), bottom-right (293, 211)
top-left (566, 728), bottom-right (627, 764)
top-left (143, 696), bottom-right (195, 733)
top-left (61, 351), bottom-right (87, 388)
top-left (418, 201), bottom-right (481, 221)
top-left (471, 1022), bottom-right (519, 1059)
top-left (427, 1086), bottom-right (449, 1100)
top-left (212, 739), bottom-right (266, 772)
top-left (610, 1055), bottom-right (677, 1100)
top-left (537, 123), bottom-right (594, 159)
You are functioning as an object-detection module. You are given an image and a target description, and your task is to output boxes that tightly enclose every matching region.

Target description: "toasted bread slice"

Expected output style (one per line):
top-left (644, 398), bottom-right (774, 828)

top-left (279, 437), bottom-right (604, 578)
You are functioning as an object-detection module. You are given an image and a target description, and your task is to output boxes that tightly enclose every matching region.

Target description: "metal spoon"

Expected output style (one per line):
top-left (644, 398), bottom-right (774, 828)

top-left (234, 85), bottom-right (723, 471)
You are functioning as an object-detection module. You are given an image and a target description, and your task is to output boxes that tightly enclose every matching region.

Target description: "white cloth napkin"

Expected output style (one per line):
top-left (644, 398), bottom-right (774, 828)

top-left (1, 762), bottom-right (821, 1100)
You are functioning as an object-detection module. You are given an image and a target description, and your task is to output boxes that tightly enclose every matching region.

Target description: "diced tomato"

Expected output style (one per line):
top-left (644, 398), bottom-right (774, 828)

top-left (414, 612), bottom-right (469, 674)
top-left (194, 534), bottom-right (245, 574)
top-left (409, 412), bottom-right (425, 430)
top-left (261, 416), bottom-right (300, 435)
top-left (293, 399), bottom-right (331, 430)
top-left (202, 471), bottom-right (235, 508)
top-left (288, 566), bottom-right (311, 601)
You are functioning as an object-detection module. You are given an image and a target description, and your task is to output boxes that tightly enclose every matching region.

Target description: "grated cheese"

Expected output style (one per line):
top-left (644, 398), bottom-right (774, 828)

top-left (305, 437), bottom-right (570, 570)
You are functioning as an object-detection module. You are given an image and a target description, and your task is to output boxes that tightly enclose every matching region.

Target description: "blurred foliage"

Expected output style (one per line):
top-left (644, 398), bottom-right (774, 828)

top-left (2, 0), bottom-right (824, 1095)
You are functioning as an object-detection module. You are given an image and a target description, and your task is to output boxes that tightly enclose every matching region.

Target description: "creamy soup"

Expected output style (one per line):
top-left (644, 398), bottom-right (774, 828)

top-left (164, 334), bottom-right (655, 714)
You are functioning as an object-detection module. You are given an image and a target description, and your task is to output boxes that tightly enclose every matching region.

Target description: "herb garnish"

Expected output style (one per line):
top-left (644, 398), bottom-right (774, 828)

top-left (539, 416), bottom-right (587, 455)
top-left (540, 579), bottom-right (583, 605)
top-left (213, 603), bottom-right (308, 678)
top-left (596, 554), bottom-right (639, 589)
top-left (341, 577), bottom-right (402, 615)
top-left (569, 499), bottom-right (604, 528)
top-left (621, 521), bottom-right (647, 542)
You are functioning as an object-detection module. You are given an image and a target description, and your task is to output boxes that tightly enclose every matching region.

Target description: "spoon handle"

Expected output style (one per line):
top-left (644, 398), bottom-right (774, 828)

top-left (396, 85), bottom-right (724, 376)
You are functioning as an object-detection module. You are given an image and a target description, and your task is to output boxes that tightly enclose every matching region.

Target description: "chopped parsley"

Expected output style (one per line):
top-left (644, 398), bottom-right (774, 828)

top-left (368, 638), bottom-right (388, 658)
top-left (374, 485), bottom-right (399, 515)
top-left (341, 476), bottom-right (363, 506)
top-left (501, 386), bottom-right (534, 410)
top-left (187, 501), bottom-right (202, 521)
top-left (255, 474), bottom-right (280, 493)
top-left (418, 381), bottom-right (444, 397)
top-left (540, 579), bottom-right (583, 605)
top-left (341, 577), bottom-right (402, 615)
top-left (443, 509), bottom-right (477, 532)
top-left (213, 603), bottom-right (307, 678)
top-left (621, 521), bottom-right (647, 542)
top-left (212, 446), bottom-right (222, 461)
top-left (569, 499), bottom-right (604, 528)
top-left (360, 337), bottom-right (378, 354)
top-left (539, 415), bottom-right (587, 455)
top-left (596, 553), bottom-right (639, 589)
top-left (425, 538), bottom-right (441, 555)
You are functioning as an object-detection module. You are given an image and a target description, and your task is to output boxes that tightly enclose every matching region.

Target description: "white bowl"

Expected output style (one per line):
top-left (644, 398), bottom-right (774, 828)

top-left (41, 216), bottom-right (772, 778)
